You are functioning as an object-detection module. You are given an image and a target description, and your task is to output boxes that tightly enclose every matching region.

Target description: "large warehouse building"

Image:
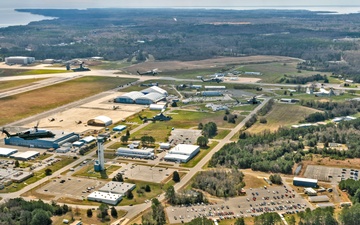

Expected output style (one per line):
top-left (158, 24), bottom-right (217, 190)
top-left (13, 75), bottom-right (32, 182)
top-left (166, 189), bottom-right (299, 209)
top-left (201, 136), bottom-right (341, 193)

top-left (135, 92), bottom-right (165, 105)
top-left (114, 86), bottom-right (167, 105)
top-left (87, 115), bottom-right (113, 127)
top-left (5, 56), bottom-right (35, 65)
top-left (0, 148), bottom-right (18, 157)
top-left (87, 181), bottom-right (136, 205)
top-left (164, 144), bottom-right (200, 163)
top-left (4, 130), bottom-right (79, 149)
top-left (141, 86), bottom-right (168, 96)
top-left (293, 177), bottom-right (318, 188)
top-left (114, 91), bottom-right (145, 104)
top-left (116, 147), bottom-right (155, 159)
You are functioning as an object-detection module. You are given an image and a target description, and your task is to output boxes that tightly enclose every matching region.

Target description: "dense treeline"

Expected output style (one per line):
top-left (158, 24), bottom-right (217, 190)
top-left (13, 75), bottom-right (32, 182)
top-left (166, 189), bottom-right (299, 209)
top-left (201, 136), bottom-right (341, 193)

top-left (165, 186), bottom-right (208, 205)
top-left (202, 122), bottom-right (217, 138)
top-left (339, 179), bottom-right (360, 203)
top-left (254, 212), bottom-right (281, 225)
top-left (257, 99), bottom-right (274, 116)
top-left (210, 118), bottom-right (360, 172)
top-left (191, 170), bottom-right (245, 197)
top-left (298, 207), bottom-right (338, 225)
top-left (1, 9), bottom-right (360, 76)
top-left (0, 198), bottom-right (70, 225)
top-left (279, 74), bottom-right (328, 84)
top-left (301, 100), bottom-right (360, 123)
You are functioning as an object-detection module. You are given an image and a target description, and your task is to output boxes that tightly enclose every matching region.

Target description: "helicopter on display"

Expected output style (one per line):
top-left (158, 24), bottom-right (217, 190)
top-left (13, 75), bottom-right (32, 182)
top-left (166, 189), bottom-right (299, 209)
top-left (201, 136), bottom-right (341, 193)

top-left (2, 121), bottom-right (56, 140)
top-left (200, 74), bottom-right (224, 83)
top-left (138, 110), bottom-right (172, 123)
top-left (136, 68), bottom-right (159, 76)
top-left (66, 61), bottom-right (91, 72)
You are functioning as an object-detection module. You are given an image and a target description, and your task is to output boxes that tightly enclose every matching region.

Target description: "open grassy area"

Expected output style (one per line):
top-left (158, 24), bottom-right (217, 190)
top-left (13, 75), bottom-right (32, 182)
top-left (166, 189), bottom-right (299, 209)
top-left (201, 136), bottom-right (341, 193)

top-left (92, 60), bottom-right (132, 70)
top-left (118, 179), bottom-right (165, 206)
top-left (247, 103), bottom-right (321, 134)
top-left (213, 129), bottom-right (231, 139)
top-left (0, 78), bottom-right (46, 92)
top-left (0, 76), bottom-right (138, 126)
top-left (52, 208), bottom-right (127, 225)
top-left (72, 164), bottom-right (121, 179)
top-left (131, 109), bottom-right (242, 142)
top-left (181, 141), bottom-right (219, 168)
top-left (16, 69), bottom-right (70, 75)
top-left (237, 62), bottom-right (333, 83)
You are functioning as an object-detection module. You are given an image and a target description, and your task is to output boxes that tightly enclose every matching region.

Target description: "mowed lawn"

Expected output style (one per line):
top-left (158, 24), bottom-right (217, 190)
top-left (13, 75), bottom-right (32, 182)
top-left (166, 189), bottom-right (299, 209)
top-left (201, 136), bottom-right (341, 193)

top-left (239, 62), bottom-right (332, 83)
top-left (0, 78), bottom-right (45, 92)
top-left (247, 103), bottom-right (321, 134)
top-left (131, 110), bottom-right (243, 142)
top-left (0, 76), bottom-right (137, 126)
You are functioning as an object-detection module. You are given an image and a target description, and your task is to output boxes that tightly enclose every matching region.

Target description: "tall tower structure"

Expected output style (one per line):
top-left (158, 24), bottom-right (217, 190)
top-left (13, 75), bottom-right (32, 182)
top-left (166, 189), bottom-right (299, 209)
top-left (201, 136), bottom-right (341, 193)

top-left (94, 137), bottom-right (105, 172)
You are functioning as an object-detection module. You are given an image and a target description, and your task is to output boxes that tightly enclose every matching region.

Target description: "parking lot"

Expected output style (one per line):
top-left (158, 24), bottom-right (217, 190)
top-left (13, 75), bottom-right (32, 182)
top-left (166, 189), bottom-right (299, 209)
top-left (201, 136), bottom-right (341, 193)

top-left (117, 164), bottom-right (176, 183)
top-left (304, 165), bottom-right (359, 183)
top-left (168, 129), bottom-right (202, 146)
top-left (166, 184), bottom-right (312, 223)
top-left (38, 176), bottom-right (103, 200)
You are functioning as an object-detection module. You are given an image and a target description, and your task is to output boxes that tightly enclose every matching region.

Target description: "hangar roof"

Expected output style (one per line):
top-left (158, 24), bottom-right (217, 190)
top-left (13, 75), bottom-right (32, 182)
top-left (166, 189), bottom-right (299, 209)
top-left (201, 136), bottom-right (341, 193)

top-left (120, 91), bottom-right (144, 100)
top-left (137, 92), bottom-right (164, 102)
top-left (169, 144), bottom-right (200, 156)
top-left (142, 86), bottom-right (168, 96)
top-left (94, 115), bottom-right (112, 125)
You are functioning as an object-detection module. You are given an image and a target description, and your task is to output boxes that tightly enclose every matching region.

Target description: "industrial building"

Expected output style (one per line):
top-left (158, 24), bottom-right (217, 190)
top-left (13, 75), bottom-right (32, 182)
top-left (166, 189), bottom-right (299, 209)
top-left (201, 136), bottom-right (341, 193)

top-left (308, 195), bottom-right (330, 203)
top-left (0, 148), bottom-right (18, 157)
top-left (87, 115), bottom-right (112, 127)
top-left (316, 203), bottom-right (335, 208)
top-left (164, 144), bottom-right (200, 163)
top-left (141, 86), bottom-right (168, 96)
top-left (204, 86), bottom-right (226, 90)
top-left (87, 181), bottom-right (136, 205)
top-left (55, 146), bottom-right (70, 153)
top-left (0, 168), bottom-right (33, 183)
top-left (113, 125), bottom-right (127, 132)
top-left (149, 104), bottom-right (166, 111)
top-left (114, 91), bottom-right (144, 104)
top-left (10, 151), bottom-right (39, 161)
top-left (201, 91), bottom-right (223, 96)
top-left (4, 130), bottom-right (79, 149)
top-left (98, 181), bottom-right (136, 194)
top-left (116, 147), bottom-right (155, 159)
top-left (293, 177), bottom-right (318, 188)
top-left (304, 188), bottom-right (317, 196)
top-left (159, 143), bottom-right (171, 150)
top-left (135, 92), bottom-right (165, 105)
top-left (87, 191), bottom-right (123, 205)
top-left (5, 56), bottom-right (35, 65)
top-left (79, 136), bottom-right (96, 144)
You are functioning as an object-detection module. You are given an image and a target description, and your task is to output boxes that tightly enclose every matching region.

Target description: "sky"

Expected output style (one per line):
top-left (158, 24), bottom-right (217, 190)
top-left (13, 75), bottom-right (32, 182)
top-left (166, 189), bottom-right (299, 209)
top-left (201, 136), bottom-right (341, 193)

top-left (0, 0), bottom-right (359, 9)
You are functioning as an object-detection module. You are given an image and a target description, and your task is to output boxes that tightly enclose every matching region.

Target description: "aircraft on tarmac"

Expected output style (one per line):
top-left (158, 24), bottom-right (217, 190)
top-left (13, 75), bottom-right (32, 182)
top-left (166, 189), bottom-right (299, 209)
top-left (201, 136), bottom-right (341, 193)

top-left (2, 122), bottom-right (55, 140)
top-left (200, 74), bottom-right (224, 83)
top-left (136, 68), bottom-right (159, 76)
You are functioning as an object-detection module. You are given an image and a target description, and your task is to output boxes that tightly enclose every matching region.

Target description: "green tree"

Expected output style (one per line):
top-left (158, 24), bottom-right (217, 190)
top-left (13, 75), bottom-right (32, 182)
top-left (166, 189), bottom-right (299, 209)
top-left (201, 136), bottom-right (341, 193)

top-left (353, 189), bottom-right (360, 203)
top-left (111, 206), bottom-right (118, 218)
top-left (198, 123), bottom-right (203, 130)
top-left (165, 186), bottom-right (176, 205)
top-left (20, 210), bottom-right (32, 225)
top-left (234, 217), bottom-right (245, 225)
top-left (288, 215), bottom-right (296, 225)
top-left (197, 136), bottom-right (209, 147)
top-left (121, 135), bottom-right (129, 143)
top-left (44, 168), bottom-right (52, 176)
top-left (151, 198), bottom-right (166, 225)
top-left (127, 190), bottom-right (134, 199)
top-left (126, 129), bottom-right (130, 137)
top-left (98, 203), bottom-right (109, 220)
top-left (145, 185), bottom-right (151, 192)
top-left (30, 210), bottom-right (52, 225)
top-left (87, 208), bottom-right (93, 217)
top-left (14, 160), bottom-right (20, 168)
top-left (172, 171), bottom-right (180, 183)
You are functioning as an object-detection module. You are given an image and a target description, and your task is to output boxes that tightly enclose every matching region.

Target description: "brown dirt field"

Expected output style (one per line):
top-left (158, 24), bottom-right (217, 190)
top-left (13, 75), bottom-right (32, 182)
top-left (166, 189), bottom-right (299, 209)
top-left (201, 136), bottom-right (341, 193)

top-left (123, 55), bottom-right (299, 74)
top-left (243, 174), bottom-right (267, 189)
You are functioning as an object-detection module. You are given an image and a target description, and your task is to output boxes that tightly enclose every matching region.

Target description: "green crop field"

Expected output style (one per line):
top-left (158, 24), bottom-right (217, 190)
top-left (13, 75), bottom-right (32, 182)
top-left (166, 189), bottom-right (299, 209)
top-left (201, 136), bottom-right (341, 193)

top-left (247, 103), bottom-right (321, 134)
top-left (0, 76), bottom-right (138, 126)
top-left (237, 62), bottom-right (334, 83)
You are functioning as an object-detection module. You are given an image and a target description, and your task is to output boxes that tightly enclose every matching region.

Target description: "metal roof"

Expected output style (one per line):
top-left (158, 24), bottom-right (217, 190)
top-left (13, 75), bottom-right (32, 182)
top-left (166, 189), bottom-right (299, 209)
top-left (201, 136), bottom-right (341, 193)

top-left (142, 86), bottom-right (168, 96)
top-left (120, 91), bottom-right (145, 100)
top-left (293, 177), bottom-right (318, 183)
top-left (136, 92), bottom-right (164, 102)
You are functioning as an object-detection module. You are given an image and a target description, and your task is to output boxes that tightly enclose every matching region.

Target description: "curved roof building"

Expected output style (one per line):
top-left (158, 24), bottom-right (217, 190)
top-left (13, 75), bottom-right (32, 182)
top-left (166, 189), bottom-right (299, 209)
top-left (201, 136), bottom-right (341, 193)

top-left (87, 116), bottom-right (113, 127)
top-left (114, 91), bottom-right (145, 103)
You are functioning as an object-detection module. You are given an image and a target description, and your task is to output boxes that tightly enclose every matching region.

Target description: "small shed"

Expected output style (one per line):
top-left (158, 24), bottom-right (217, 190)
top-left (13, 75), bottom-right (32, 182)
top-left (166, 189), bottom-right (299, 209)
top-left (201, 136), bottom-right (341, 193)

top-left (159, 143), bottom-right (171, 150)
top-left (113, 125), bottom-right (127, 132)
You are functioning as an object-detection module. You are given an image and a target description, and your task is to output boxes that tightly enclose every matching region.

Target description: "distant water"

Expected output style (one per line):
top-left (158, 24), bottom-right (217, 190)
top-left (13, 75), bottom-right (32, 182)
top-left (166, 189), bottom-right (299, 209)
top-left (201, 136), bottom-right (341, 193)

top-left (0, 9), bottom-right (55, 28)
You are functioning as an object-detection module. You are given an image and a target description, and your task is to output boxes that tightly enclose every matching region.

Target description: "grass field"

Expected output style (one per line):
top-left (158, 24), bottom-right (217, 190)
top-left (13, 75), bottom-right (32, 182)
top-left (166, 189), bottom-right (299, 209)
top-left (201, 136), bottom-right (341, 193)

top-left (181, 141), bottom-right (219, 168)
top-left (16, 69), bottom-right (70, 75)
top-left (247, 103), bottom-right (320, 134)
top-left (237, 62), bottom-right (333, 83)
top-left (0, 76), bottom-right (138, 126)
top-left (72, 164), bottom-right (121, 179)
top-left (131, 110), bottom-right (242, 142)
top-left (0, 78), bottom-right (46, 92)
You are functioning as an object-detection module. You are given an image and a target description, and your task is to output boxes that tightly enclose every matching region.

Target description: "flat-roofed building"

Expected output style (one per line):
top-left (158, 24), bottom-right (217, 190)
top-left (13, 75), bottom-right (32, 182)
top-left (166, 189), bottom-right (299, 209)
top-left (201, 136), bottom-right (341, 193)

top-left (304, 187), bottom-right (317, 196)
top-left (10, 151), bottom-right (39, 161)
top-left (164, 144), bottom-right (200, 163)
top-left (0, 148), bottom-right (18, 157)
top-left (309, 195), bottom-right (330, 203)
top-left (116, 148), bottom-right (155, 159)
top-left (5, 56), bottom-right (35, 65)
top-left (87, 191), bottom-right (122, 205)
top-left (316, 203), bottom-right (335, 208)
top-left (293, 177), bottom-right (318, 188)
top-left (99, 181), bottom-right (136, 195)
